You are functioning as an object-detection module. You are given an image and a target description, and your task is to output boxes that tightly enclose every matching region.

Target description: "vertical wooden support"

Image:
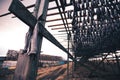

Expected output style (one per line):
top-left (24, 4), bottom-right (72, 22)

top-left (13, 0), bottom-right (49, 80)
top-left (114, 53), bottom-right (120, 74)
top-left (30, 0), bottom-right (49, 54)
top-left (13, 53), bottom-right (38, 80)
top-left (89, 53), bottom-right (109, 76)
top-left (102, 56), bottom-right (106, 71)
top-left (74, 55), bottom-right (77, 71)
top-left (67, 55), bottom-right (69, 80)
top-left (106, 59), bottom-right (116, 74)
top-left (67, 34), bottom-right (70, 79)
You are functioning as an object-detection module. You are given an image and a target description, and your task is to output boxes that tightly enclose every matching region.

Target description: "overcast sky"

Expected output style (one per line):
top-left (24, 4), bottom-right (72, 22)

top-left (0, 0), bottom-right (70, 60)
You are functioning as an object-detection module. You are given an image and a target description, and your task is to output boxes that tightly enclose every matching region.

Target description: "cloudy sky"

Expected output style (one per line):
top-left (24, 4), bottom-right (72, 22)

top-left (0, 0), bottom-right (70, 60)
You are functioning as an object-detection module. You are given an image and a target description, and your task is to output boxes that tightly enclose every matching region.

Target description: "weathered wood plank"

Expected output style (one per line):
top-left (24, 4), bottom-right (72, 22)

top-left (9, 0), bottom-right (37, 29)
top-left (13, 0), bottom-right (44, 80)
top-left (13, 53), bottom-right (38, 80)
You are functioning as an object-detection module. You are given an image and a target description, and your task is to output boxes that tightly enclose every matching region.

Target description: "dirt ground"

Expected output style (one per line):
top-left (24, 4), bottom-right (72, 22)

top-left (37, 67), bottom-right (65, 80)
top-left (37, 64), bottom-right (69, 80)
top-left (0, 62), bottom-right (119, 80)
top-left (0, 63), bottom-right (71, 80)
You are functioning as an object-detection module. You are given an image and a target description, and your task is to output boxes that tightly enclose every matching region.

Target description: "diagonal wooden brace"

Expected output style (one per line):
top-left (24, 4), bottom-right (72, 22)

top-left (9, 0), bottom-right (37, 29)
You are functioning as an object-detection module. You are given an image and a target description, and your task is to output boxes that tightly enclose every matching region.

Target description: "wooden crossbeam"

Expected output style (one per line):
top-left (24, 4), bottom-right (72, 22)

top-left (9, 0), bottom-right (73, 59)
top-left (48, 23), bottom-right (71, 27)
top-left (59, 30), bottom-right (72, 32)
top-left (0, 1), bottom-right (71, 17)
top-left (9, 0), bottom-right (37, 29)
top-left (46, 18), bottom-right (64, 22)
top-left (51, 26), bottom-right (72, 30)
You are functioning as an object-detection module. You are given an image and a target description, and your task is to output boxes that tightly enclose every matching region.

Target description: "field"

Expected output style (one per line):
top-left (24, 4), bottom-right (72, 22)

top-left (37, 63), bottom-right (71, 80)
top-left (0, 62), bottom-right (120, 80)
top-left (0, 63), bottom-right (71, 80)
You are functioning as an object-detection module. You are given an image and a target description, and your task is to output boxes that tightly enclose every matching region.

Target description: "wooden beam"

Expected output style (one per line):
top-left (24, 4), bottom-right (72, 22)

top-left (48, 23), bottom-right (71, 27)
top-left (0, 1), bottom-right (71, 17)
top-left (58, 30), bottom-right (72, 32)
top-left (9, 0), bottom-right (37, 29)
top-left (14, 53), bottom-right (38, 80)
top-left (46, 18), bottom-right (62, 22)
top-left (52, 26), bottom-right (72, 30)
top-left (53, 33), bottom-right (67, 35)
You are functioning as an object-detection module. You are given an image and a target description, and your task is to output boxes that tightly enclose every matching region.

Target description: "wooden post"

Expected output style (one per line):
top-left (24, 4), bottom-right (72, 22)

top-left (13, 0), bottom-right (49, 80)
top-left (67, 34), bottom-right (70, 80)
top-left (30, 0), bottom-right (49, 54)
top-left (74, 55), bottom-right (77, 71)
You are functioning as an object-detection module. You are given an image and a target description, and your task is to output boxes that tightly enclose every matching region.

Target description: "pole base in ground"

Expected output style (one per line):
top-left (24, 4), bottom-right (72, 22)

top-left (13, 53), bottom-right (38, 80)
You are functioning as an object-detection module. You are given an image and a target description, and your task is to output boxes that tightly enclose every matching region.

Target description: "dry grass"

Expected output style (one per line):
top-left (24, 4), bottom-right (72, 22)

top-left (1, 62), bottom-right (117, 80)
top-left (36, 64), bottom-right (69, 80)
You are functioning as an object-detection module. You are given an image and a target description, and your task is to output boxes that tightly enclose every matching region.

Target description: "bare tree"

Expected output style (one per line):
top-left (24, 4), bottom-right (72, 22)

top-left (6, 50), bottom-right (19, 60)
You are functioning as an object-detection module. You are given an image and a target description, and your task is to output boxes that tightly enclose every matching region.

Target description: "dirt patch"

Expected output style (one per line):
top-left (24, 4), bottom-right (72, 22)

top-left (37, 64), bottom-right (68, 80)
